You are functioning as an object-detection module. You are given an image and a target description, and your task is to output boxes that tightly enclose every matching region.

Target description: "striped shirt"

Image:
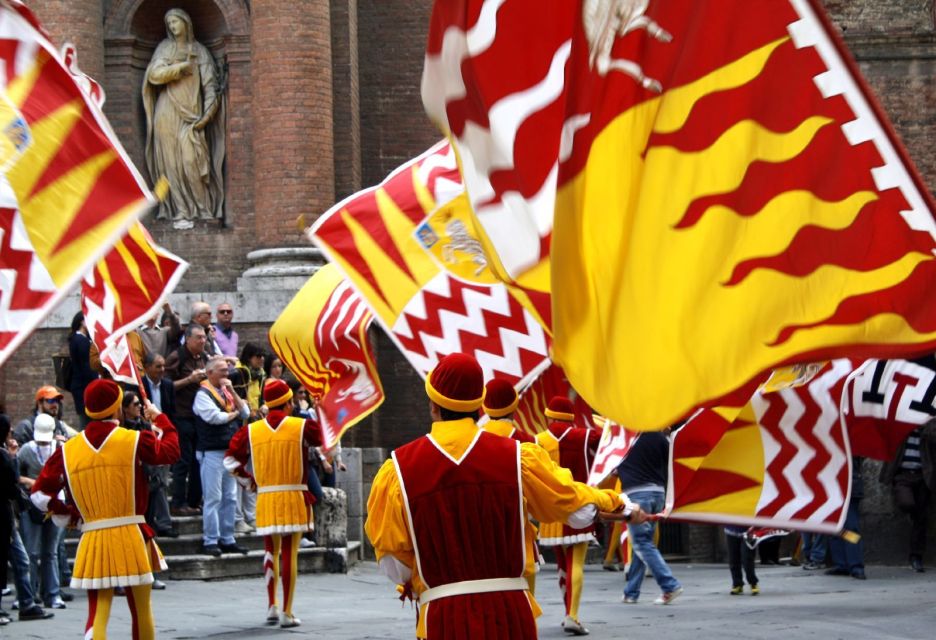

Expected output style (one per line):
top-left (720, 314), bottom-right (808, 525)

top-left (900, 429), bottom-right (923, 471)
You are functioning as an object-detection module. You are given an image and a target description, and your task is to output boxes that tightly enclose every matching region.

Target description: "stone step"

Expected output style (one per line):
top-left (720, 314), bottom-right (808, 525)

top-left (66, 532), bottom-right (270, 556)
top-left (64, 514), bottom-right (204, 538)
top-left (164, 541), bottom-right (362, 580)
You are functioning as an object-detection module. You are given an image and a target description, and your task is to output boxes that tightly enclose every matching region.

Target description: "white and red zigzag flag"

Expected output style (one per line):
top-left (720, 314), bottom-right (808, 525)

top-left (588, 418), bottom-right (639, 487)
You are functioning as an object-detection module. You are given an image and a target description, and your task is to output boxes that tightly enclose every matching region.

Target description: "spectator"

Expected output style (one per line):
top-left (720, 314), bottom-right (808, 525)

top-left (214, 303), bottom-right (239, 357)
top-left (265, 355), bottom-right (285, 381)
top-left (0, 415), bottom-right (54, 622)
top-left (800, 532), bottom-right (827, 570)
top-left (17, 415), bottom-right (66, 609)
top-left (193, 356), bottom-right (249, 556)
top-left (293, 386), bottom-right (322, 549)
top-left (67, 312), bottom-right (99, 428)
top-left (13, 387), bottom-right (75, 447)
top-left (827, 458), bottom-right (866, 580)
top-left (725, 526), bottom-right (759, 595)
top-left (618, 426), bottom-right (683, 606)
top-left (880, 420), bottom-right (936, 573)
top-left (138, 302), bottom-right (182, 358)
top-left (230, 343), bottom-right (266, 534)
top-left (189, 301), bottom-right (220, 356)
top-left (165, 324), bottom-right (209, 515)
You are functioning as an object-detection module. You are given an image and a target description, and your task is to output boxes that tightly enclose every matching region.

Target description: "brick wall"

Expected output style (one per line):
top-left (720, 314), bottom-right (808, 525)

top-left (25, 0), bottom-right (105, 80)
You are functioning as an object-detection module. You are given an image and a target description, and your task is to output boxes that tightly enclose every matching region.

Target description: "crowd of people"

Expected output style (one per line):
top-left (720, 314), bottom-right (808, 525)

top-left (0, 314), bottom-right (932, 636)
top-left (0, 300), bottom-right (345, 633)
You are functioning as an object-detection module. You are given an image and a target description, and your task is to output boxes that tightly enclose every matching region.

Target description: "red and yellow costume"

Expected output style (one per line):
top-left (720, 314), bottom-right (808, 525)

top-left (31, 380), bottom-right (179, 640)
top-left (366, 355), bottom-right (621, 639)
top-left (534, 396), bottom-right (602, 632)
top-left (224, 379), bottom-right (322, 628)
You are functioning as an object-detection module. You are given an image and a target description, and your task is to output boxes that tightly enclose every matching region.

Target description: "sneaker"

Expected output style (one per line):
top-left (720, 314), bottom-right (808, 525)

top-left (266, 605), bottom-right (279, 625)
top-left (201, 544), bottom-right (222, 557)
top-left (654, 586), bottom-right (683, 605)
top-left (562, 615), bottom-right (589, 635)
top-left (219, 542), bottom-right (249, 555)
top-left (602, 563), bottom-right (623, 572)
top-left (299, 537), bottom-right (316, 549)
top-left (730, 586), bottom-right (743, 595)
top-left (152, 579), bottom-right (167, 590)
top-left (802, 561), bottom-right (822, 570)
top-left (18, 604), bottom-right (54, 621)
top-left (280, 612), bottom-right (301, 629)
top-left (234, 520), bottom-right (254, 534)
top-left (824, 567), bottom-right (849, 576)
top-left (1, 587), bottom-right (10, 596)
top-left (48, 596), bottom-right (66, 610)
top-left (621, 595), bottom-right (638, 604)
top-left (750, 584), bottom-right (760, 595)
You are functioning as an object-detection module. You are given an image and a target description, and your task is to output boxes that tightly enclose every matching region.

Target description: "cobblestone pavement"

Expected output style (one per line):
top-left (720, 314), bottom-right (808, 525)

top-left (3, 562), bottom-right (933, 639)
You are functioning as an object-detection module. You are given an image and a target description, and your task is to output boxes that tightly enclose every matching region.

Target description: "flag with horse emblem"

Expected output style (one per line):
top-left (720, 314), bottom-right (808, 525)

top-left (308, 141), bottom-right (551, 388)
top-left (0, 2), bottom-right (158, 366)
top-left (423, 0), bottom-right (936, 432)
top-left (269, 263), bottom-right (384, 449)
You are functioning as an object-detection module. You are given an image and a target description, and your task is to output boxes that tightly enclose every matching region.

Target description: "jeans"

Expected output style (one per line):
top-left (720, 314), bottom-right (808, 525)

top-left (172, 417), bottom-right (202, 509)
top-left (801, 532), bottom-right (827, 563)
top-left (623, 490), bottom-right (680, 599)
top-left (8, 526), bottom-right (38, 608)
top-left (197, 450), bottom-right (237, 546)
top-left (828, 497), bottom-right (864, 572)
top-left (307, 462), bottom-right (324, 503)
top-left (726, 532), bottom-right (757, 587)
top-left (19, 516), bottom-right (61, 602)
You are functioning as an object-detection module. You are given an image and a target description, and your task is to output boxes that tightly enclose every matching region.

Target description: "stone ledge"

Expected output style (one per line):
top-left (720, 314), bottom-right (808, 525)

top-left (165, 542), bottom-right (361, 580)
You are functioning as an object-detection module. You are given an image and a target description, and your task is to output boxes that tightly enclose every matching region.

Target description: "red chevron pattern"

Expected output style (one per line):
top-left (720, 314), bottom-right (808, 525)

top-left (587, 422), bottom-right (639, 487)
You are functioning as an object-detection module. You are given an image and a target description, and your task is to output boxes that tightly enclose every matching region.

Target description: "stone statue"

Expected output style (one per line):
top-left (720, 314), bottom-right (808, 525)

top-left (143, 8), bottom-right (225, 229)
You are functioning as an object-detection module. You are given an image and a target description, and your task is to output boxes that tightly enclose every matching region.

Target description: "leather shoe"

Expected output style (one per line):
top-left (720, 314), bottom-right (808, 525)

top-left (851, 569), bottom-right (867, 580)
top-left (910, 556), bottom-right (925, 573)
top-left (59, 591), bottom-right (74, 602)
top-left (171, 505), bottom-right (200, 516)
top-left (201, 544), bottom-right (222, 557)
top-left (152, 579), bottom-right (167, 590)
top-left (219, 542), bottom-right (249, 555)
top-left (19, 605), bottom-right (54, 621)
top-left (824, 567), bottom-right (849, 576)
top-left (156, 528), bottom-right (180, 539)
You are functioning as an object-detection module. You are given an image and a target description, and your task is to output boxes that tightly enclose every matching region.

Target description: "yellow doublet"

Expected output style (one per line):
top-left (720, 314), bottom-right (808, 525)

top-left (64, 429), bottom-right (161, 588)
top-left (366, 419), bottom-right (621, 638)
top-left (534, 430), bottom-right (566, 541)
top-left (250, 416), bottom-right (313, 535)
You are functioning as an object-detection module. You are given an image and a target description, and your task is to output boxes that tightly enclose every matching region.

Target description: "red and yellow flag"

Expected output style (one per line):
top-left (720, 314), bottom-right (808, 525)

top-left (424, 0), bottom-right (936, 431)
top-left (269, 263), bottom-right (384, 449)
top-left (0, 2), bottom-right (156, 366)
top-left (81, 222), bottom-right (187, 384)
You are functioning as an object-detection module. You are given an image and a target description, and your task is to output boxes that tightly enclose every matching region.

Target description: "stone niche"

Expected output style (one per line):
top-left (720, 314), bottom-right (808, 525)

top-left (103, 0), bottom-right (255, 289)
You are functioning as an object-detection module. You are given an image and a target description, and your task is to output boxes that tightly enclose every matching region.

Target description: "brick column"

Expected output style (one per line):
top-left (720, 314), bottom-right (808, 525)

top-left (251, 0), bottom-right (335, 247)
top-left (24, 0), bottom-right (104, 81)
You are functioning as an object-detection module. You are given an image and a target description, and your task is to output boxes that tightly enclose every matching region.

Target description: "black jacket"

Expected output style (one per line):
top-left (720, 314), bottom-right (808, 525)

top-left (142, 376), bottom-right (177, 423)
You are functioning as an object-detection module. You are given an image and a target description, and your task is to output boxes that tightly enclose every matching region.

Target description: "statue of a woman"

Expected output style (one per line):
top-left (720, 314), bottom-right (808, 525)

top-left (143, 8), bottom-right (225, 228)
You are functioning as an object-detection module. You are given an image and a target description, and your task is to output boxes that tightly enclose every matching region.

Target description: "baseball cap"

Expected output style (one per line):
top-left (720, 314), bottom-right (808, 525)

top-left (35, 385), bottom-right (64, 402)
top-left (33, 414), bottom-right (55, 442)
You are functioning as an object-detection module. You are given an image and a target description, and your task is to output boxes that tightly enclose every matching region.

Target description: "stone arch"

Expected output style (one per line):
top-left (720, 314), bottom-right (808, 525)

top-left (104, 0), bottom-right (249, 39)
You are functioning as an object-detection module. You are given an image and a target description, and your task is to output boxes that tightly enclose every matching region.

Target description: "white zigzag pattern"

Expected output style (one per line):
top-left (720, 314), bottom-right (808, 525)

top-left (788, 0), bottom-right (936, 242)
top-left (807, 360), bottom-right (850, 523)
top-left (391, 273), bottom-right (548, 379)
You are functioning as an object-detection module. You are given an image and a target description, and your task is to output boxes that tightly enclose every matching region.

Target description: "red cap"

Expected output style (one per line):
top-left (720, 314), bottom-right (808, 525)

top-left (425, 353), bottom-right (484, 412)
top-left (263, 378), bottom-right (293, 409)
top-left (482, 378), bottom-right (519, 418)
top-left (84, 379), bottom-right (123, 420)
top-left (545, 395), bottom-right (575, 422)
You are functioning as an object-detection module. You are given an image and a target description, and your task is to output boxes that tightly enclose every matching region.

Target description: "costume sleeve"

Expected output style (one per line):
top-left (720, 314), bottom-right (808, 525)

top-left (137, 413), bottom-right (180, 466)
top-left (302, 419), bottom-right (324, 448)
top-left (30, 447), bottom-right (70, 516)
top-left (520, 442), bottom-right (622, 525)
top-left (223, 426), bottom-right (252, 479)
top-left (365, 459), bottom-right (415, 578)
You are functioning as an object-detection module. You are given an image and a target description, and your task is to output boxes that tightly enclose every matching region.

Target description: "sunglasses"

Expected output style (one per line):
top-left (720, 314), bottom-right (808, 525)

top-left (218, 309), bottom-right (233, 315)
top-left (43, 398), bottom-right (62, 404)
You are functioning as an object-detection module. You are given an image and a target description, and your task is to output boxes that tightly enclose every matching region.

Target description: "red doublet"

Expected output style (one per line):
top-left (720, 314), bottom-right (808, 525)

top-left (393, 430), bottom-right (535, 639)
top-left (547, 421), bottom-right (601, 537)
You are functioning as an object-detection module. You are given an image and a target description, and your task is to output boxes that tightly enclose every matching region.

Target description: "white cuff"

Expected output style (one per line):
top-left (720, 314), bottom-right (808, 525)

top-left (222, 456), bottom-right (242, 474)
top-left (30, 491), bottom-right (52, 512)
top-left (51, 514), bottom-right (71, 528)
top-left (566, 504), bottom-right (597, 529)
top-left (377, 556), bottom-right (412, 585)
